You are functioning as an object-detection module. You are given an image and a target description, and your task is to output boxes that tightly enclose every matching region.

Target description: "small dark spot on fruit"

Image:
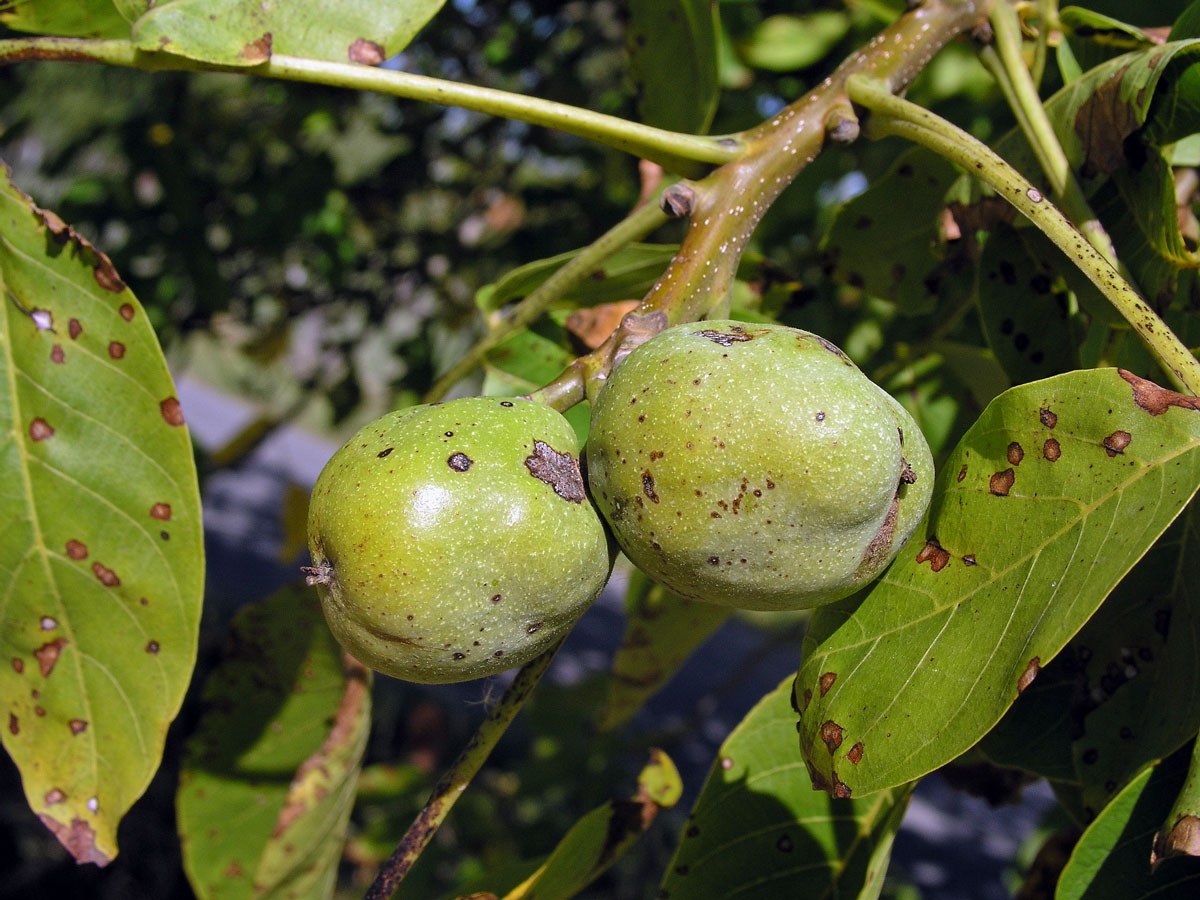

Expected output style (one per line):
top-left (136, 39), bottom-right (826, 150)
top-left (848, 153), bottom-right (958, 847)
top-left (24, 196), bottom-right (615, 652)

top-left (776, 834), bottom-right (794, 852)
top-left (847, 742), bottom-right (864, 765)
top-left (377, 447), bottom-right (394, 458)
top-left (1043, 438), bottom-right (1061, 462)
top-left (1040, 408), bottom-right (1057, 428)
top-left (691, 328), bottom-right (753, 346)
top-left (447, 452), bottom-right (473, 471)
top-left (1102, 431), bottom-right (1131, 456)
top-left (494, 650), bottom-right (504, 658)
top-left (524, 441), bottom-right (586, 502)
top-left (708, 556), bottom-right (719, 565)
top-left (526, 622), bottom-right (542, 635)
top-left (989, 468), bottom-right (1015, 496)
top-left (1007, 442), bottom-right (1024, 466)
top-left (491, 594), bottom-right (502, 603)
top-left (710, 511), bottom-right (721, 518)
top-left (65, 540), bottom-right (88, 560)
top-left (452, 652), bottom-right (465, 660)
top-left (765, 479), bottom-right (775, 489)
top-left (500, 401), bottom-right (514, 407)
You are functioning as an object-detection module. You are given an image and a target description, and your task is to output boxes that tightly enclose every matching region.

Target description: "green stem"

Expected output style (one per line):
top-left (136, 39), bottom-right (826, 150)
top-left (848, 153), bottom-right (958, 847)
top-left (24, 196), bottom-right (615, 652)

top-left (847, 74), bottom-right (1200, 394)
top-left (531, 0), bottom-right (996, 407)
top-left (363, 641), bottom-right (563, 900)
top-left (985, 1), bottom-right (1119, 267)
top-left (0, 38), bottom-right (742, 174)
top-left (425, 190), bottom-right (671, 404)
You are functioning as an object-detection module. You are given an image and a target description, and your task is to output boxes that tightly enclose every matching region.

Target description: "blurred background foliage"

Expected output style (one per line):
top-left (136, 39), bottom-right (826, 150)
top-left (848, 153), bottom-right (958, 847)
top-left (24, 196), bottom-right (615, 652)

top-left (2, 0), bottom-right (1197, 898)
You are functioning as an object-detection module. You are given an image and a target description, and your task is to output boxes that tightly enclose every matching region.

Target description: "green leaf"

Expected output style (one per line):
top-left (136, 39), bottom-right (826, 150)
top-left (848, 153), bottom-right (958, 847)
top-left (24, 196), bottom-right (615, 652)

top-left (627, 0), bottom-right (719, 134)
top-left (0, 0), bottom-right (129, 38)
top-left (1170, 2), bottom-right (1200, 41)
top-left (737, 12), bottom-right (851, 72)
top-left (823, 147), bottom-right (959, 315)
top-left (499, 749), bottom-right (682, 900)
top-left (660, 678), bottom-right (910, 900)
top-left (129, 0), bottom-right (448, 67)
top-left (980, 504), bottom-right (1200, 816)
top-left (975, 224), bottom-right (1084, 384)
top-left (597, 568), bottom-right (731, 731)
top-left (0, 163), bottom-right (203, 864)
top-left (1059, 7), bottom-right (1159, 51)
top-left (476, 244), bottom-right (678, 315)
top-left (1057, 747), bottom-right (1200, 899)
top-left (797, 368), bottom-right (1200, 800)
top-left (177, 587), bottom-right (371, 900)
top-left (1155, 732), bottom-right (1200, 866)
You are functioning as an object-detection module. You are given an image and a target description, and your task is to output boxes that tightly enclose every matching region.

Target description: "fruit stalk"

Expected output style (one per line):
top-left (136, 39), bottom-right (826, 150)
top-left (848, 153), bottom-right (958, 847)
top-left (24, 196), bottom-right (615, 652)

top-left (363, 641), bottom-right (563, 900)
top-left (531, 0), bottom-right (995, 411)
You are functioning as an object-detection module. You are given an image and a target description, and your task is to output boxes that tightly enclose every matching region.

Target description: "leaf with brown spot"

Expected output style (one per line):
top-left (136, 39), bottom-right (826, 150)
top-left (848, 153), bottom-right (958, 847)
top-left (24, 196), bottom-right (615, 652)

top-left (0, 166), bottom-right (203, 864)
top-left (799, 369), bottom-right (1200, 800)
top-left (177, 588), bottom-right (370, 900)
top-left (129, 0), bottom-right (448, 67)
top-left (660, 678), bottom-right (911, 900)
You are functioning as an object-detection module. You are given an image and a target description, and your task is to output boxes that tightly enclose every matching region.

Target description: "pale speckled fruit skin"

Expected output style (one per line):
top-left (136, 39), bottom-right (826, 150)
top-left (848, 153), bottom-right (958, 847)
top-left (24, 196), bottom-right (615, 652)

top-left (586, 321), bottom-right (933, 611)
top-left (307, 397), bottom-right (610, 683)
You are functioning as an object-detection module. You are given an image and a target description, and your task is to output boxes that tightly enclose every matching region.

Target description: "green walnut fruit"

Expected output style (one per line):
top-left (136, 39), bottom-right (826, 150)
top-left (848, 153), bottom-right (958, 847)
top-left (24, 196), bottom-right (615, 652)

top-left (586, 320), bottom-right (933, 611)
top-left (306, 397), bottom-right (610, 683)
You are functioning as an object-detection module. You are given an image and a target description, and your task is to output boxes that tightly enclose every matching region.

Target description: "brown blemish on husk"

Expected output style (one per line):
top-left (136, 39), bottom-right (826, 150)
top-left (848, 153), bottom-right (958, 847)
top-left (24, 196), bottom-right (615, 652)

top-left (447, 452), bottom-right (473, 472)
top-left (524, 441), bottom-right (586, 503)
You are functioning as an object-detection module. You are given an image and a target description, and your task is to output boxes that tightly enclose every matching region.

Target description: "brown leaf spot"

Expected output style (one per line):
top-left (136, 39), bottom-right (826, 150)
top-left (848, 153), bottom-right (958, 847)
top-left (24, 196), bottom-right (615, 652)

top-left (962, 554), bottom-right (977, 566)
top-left (150, 503), bottom-right (171, 521)
top-left (819, 672), bottom-right (837, 697)
top-left (957, 464), bottom-right (967, 482)
top-left (801, 688), bottom-right (813, 713)
top-left (1102, 430), bottom-right (1131, 457)
top-left (1043, 438), bottom-right (1061, 462)
top-left (524, 441), bottom-right (586, 503)
top-left (50, 345), bottom-right (65, 364)
top-left (12, 658), bottom-right (24, 674)
top-left (348, 37), bottom-right (386, 65)
top-left (29, 418), bottom-right (54, 441)
top-left (1018, 657), bottom-right (1040, 693)
top-left (107, 341), bottom-right (125, 360)
top-left (69, 719), bottom-right (88, 735)
top-left (8, 713), bottom-right (17, 735)
top-left (91, 562), bottom-right (120, 587)
top-left (239, 32), bottom-right (272, 62)
top-left (34, 638), bottom-right (67, 677)
top-left (641, 471), bottom-right (659, 503)
top-left (989, 468), bottom-right (1015, 496)
top-left (68, 318), bottom-right (82, 340)
top-left (1006, 442), bottom-right (1024, 466)
top-left (92, 261), bottom-right (125, 293)
top-left (832, 778), bottom-right (852, 799)
top-left (44, 788), bottom-right (66, 805)
top-left (916, 539), bottom-right (950, 572)
top-left (118, 303), bottom-right (135, 321)
top-left (447, 452), bottom-right (473, 472)
top-left (65, 540), bottom-right (88, 560)
top-left (1119, 369), bottom-right (1200, 416)
top-left (1039, 407), bottom-right (1057, 428)
top-left (225, 861), bottom-right (245, 878)
top-left (847, 742), bottom-right (864, 765)
top-left (37, 814), bottom-right (109, 866)
top-left (146, 640), bottom-right (160, 654)
top-left (820, 720), bottom-right (844, 753)
top-left (160, 397), bottom-right (185, 426)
